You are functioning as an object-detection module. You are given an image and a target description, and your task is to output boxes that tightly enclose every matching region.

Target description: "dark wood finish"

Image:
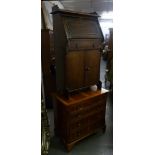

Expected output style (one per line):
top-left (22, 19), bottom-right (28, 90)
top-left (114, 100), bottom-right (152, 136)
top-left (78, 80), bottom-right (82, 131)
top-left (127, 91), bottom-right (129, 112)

top-left (51, 6), bottom-right (104, 95)
top-left (41, 29), bottom-right (56, 108)
top-left (52, 88), bottom-right (108, 151)
top-left (65, 52), bottom-right (84, 90)
top-left (65, 50), bottom-right (101, 90)
top-left (63, 17), bottom-right (102, 39)
top-left (84, 50), bottom-right (101, 86)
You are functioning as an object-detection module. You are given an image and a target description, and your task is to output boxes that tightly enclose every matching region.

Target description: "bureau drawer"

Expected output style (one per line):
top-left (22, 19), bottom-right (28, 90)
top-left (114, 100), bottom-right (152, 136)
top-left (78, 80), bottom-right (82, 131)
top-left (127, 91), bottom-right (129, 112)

top-left (67, 39), bottom-right (102, 51)
top-left (69, 107), bottom-right (105, 125)
top-left (68, 126), bottom-right (89, 142)
top-left (67, 95), bottom-right (106, 117)
top-left (69, 117), bottom-right (89, 132)
top-left (69, 111), bottom-right (104, 131)
top-left (88, 112), bottom-right (105, 123)
top-left (68, 118), bottom-right (104, 143)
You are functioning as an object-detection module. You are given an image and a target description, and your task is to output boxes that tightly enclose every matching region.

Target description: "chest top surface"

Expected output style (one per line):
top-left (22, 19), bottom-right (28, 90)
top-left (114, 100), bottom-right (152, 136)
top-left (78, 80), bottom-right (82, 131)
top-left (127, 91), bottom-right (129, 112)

top-left (56, 88), bottom-right (109, 106)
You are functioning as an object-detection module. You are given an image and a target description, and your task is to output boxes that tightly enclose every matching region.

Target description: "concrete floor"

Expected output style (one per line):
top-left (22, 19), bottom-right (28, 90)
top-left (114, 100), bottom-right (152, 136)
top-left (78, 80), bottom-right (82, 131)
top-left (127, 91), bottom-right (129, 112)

top-left (47, 59), bottom-right (113, 155)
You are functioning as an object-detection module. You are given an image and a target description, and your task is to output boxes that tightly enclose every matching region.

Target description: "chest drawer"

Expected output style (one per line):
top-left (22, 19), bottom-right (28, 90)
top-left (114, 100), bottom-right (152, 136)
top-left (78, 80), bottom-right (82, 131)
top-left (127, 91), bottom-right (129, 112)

top-left (68, 116), bottom-right (104, 143)
top-left (68, 126), bottom-right (89, 142)
top-left (67, 95), bottom-right (106, 116)
top-left (69, 111), bottom-right (104, 130)
top-left (69, 106), bottom-right (104, 124)
top-left (67, 39), bottom-right (102, 51)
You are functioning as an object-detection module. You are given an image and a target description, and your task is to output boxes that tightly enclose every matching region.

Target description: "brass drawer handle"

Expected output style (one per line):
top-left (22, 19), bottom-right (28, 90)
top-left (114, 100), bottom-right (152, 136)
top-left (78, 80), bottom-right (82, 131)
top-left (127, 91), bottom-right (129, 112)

top-left (79, 107), bottom-right (83, 110)
top-left (77, 106), bottom-right (83, 110)
top-left (77, 123), bottom-right (81, 127)
top-left (85, 67), bottom-right (91, 71)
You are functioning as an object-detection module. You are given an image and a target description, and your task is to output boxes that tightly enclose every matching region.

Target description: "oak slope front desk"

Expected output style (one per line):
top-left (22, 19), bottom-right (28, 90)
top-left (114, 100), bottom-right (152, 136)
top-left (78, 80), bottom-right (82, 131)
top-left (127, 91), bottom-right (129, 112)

top-left (51, 6), bottom-right (104, 97)
top-left (52, 88), bottom-right (108, 151)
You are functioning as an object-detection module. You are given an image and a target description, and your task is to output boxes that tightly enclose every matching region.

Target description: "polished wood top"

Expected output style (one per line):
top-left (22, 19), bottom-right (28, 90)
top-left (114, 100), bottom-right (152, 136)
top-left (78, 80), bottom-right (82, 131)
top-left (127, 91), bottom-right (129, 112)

top-left (56, 88), bottom-right (109, 106)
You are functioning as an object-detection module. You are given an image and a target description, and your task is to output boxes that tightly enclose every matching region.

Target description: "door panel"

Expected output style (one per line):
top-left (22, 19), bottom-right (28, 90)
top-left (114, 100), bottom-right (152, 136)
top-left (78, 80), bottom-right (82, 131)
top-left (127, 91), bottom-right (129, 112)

top-left (84, 50), bottom-right (100, 86)
top-left (65, 52), bottom-right (84, 90)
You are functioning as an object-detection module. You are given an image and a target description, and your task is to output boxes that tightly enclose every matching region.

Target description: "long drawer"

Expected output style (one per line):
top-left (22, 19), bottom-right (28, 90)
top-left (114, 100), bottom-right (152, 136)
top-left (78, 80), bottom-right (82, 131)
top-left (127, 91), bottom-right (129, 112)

top-left (68, 118), bottom-right (104, 142)
top-left (69, 111), bottom-right (104, 131)
top-left (67, 39), bottom-right (102, 51)
top-left (67, 95), bottom-right (106, 116)
top-left (67, 108), bottom-right (105, 142)
top-left (69, 106), bottom-right (105, 123)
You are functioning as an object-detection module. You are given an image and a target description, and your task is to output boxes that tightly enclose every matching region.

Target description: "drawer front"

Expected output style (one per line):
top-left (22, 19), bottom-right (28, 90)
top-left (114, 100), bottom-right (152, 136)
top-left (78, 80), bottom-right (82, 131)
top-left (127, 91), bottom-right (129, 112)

top-left (67, 110), bottom-right (105, 142)
top-left (68, 117), bottom-right (104, 142)
top-left (69, 117), bottom-right (89, 132)
top-left (69, 106), bottom-right (105, 123)
top-left (68, 126), bottom-right (89, 142)
top-left (67, 39), bottom-right (102, 51)
top-left (69, 111), bottom-right (104, 132)
top-left (67, 95), bottom-right (106, 116)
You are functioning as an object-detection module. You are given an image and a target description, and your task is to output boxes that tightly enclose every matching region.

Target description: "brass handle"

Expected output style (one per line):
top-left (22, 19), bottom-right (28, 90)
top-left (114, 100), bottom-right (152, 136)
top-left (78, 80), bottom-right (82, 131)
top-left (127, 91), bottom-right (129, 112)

top-left (85, 67), bottom-right (91, 71)
top-left (77, 105), bottom-right (83, 110)
top-left (77, 123), bottom-right (81, 127)
top-left (79, 107), bottom-right (83, 110)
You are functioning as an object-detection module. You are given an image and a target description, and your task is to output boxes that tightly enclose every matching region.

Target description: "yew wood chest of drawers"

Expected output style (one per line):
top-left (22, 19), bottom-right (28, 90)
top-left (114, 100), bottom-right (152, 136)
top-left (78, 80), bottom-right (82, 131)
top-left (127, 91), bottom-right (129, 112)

top-left (53, 88), bottom-right (108, 151)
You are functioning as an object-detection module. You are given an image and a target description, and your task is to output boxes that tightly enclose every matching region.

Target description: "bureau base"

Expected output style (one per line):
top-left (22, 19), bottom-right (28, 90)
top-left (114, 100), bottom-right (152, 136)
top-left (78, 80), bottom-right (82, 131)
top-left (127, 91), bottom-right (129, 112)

top-left (52, 88), bottom-right (108, 152)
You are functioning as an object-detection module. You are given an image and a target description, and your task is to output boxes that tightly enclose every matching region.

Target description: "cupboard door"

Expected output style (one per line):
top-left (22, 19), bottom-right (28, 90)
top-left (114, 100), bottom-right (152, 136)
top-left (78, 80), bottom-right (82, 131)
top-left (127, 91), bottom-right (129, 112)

top-left (84, 50), bottom-right (100, 87)
top-left (65, 52), bottom-right (84, 90)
